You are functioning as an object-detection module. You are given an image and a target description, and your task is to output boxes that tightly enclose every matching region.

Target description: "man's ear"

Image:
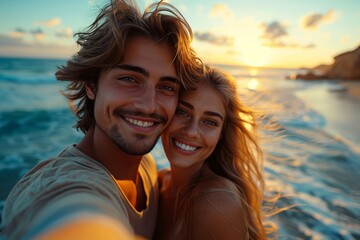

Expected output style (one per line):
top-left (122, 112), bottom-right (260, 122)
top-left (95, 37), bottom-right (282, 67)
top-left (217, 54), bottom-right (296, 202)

top-left (85, 82), bottom-right (96, 100)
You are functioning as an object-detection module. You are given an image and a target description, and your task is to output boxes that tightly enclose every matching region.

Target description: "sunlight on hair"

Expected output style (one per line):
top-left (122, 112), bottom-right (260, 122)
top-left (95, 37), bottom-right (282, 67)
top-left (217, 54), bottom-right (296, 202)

top-left (239, 112), bottom-right (254, 132)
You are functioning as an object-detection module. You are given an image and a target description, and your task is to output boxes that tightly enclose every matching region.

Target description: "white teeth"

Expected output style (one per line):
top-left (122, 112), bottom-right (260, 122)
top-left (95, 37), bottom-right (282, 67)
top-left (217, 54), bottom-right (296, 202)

top-left (126, 117), bottom-right (154, 127)
top-left (175, 140), bottom-right (197, 151)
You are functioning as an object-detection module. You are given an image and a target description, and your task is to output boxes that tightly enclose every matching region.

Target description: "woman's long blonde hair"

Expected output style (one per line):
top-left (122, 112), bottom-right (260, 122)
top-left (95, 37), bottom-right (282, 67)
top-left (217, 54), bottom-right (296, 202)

top-left (176, 66), bottom-right (276, 239)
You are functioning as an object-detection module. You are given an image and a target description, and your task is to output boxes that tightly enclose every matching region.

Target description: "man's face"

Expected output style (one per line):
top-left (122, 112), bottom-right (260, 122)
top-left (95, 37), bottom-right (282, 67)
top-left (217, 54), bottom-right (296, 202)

top-left (86, 35), bottom-right (180, 155)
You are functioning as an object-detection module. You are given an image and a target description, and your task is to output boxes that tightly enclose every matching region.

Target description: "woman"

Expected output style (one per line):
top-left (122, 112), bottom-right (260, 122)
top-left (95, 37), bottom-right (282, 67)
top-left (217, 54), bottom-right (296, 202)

top-left (155, 66), bottom-right (274, 239)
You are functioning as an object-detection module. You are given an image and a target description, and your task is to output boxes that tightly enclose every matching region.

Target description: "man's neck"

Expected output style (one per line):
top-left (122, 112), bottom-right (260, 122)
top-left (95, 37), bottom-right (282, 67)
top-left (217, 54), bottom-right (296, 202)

top-left (116, 175), bottom-right (147, 211)
top-left (76, 126), bottom-right (148, 211)
top-left (76, 126), bottom-right (143, 181)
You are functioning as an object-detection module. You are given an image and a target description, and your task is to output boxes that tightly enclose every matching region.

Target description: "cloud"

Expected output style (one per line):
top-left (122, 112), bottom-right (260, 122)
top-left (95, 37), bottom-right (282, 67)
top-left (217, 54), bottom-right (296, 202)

top-left (30, 29), bottom-right (43, 35)
top-left (0, 33), bottom-right (77, 59)
top-left (260, 21), bottom-right (288, 40)
top-left (259, 21), bottom-right (315, 49)
top-left (9, 28), bottom-right (26, 38)
top-left (35, 18), bottom-right (61, 27)
top-left (209, 3), bottom-right (233, 19)
top-left (262, 40), bottom-right (315, 49)
top-left (300, 10), bottom-right (336, 30)
top-left (0, 34), bottom-right (28, 46)
top-left (194, 31), bottom-right (234, 46)
top-left (30, 28), bottom-right (45, 41)
top-left (56, 28), bottom-right (73, 38)
top-left (0, 32), bottom-right (71, 48)
top-left (6, 27), bottom-right (46, 41)
top-left (15, 28), bottom-right (26, 33)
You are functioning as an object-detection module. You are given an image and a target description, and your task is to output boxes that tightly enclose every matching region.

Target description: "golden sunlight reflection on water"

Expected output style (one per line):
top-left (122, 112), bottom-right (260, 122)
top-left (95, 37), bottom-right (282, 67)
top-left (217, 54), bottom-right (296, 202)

top-left (247, 68), bottom-right (260, 90)
top-left (247, 78), bottom-right (259, 90)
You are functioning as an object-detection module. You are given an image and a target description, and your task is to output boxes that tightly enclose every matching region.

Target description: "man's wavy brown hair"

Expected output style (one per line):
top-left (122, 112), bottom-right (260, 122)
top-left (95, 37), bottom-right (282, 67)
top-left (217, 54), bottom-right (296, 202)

top-left (56, 0), bottom-right (201, 133)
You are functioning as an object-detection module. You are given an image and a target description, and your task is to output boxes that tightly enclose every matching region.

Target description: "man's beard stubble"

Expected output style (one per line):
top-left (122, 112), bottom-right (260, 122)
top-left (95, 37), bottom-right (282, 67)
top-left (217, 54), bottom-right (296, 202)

top-left (108, 124), bottom-right (159, 156)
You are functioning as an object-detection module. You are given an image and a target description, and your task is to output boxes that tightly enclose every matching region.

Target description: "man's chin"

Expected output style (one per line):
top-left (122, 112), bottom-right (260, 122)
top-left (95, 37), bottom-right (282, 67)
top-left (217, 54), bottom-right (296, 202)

top-left (109, 125), bottom-right (161, 155)
top-left (121, 144), bottom-right (157, 156)
top-left (118, 137), bottom-right (160, 156)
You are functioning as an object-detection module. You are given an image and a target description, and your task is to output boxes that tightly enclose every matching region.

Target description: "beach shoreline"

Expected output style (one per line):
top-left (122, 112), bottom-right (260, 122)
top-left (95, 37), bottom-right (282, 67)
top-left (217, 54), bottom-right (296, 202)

top-left (294, 79), bottom-right (360, 149)
top-left (342, 80), bottom-right (360, 101)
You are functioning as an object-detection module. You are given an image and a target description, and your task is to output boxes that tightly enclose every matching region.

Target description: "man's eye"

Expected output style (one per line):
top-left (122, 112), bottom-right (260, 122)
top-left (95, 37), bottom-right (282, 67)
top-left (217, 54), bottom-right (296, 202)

top-left (158, 82), bottom-right (180, 96)
top-left (118, 76), bottom-right (136, 82)
top-left (160, 85), bottom-right (175, 92)
top-left (159, 84), bottom-right (179, 96)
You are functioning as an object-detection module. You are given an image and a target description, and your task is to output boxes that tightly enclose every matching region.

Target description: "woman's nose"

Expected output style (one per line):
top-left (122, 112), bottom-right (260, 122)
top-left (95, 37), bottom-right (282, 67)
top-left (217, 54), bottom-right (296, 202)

top-left (181, 120), bottom-right (200, 139)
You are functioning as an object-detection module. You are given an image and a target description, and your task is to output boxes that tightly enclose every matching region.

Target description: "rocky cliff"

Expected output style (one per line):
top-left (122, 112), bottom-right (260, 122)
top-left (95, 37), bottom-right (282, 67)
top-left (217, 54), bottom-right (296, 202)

top-left (293, 45), bottom-right (360, 80)
top-left (327, 46), bottom-right (360, 80)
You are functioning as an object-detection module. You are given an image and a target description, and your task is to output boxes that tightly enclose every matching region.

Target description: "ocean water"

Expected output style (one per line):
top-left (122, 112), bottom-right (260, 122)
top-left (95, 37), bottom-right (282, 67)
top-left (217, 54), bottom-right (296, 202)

top-left (0, 57), bottom-right (359, 239)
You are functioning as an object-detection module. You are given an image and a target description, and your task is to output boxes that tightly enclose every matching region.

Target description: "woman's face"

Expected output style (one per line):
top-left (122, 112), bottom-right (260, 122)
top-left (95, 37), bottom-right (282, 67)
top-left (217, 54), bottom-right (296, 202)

top-left (162, 83), bottom-right (226, 169)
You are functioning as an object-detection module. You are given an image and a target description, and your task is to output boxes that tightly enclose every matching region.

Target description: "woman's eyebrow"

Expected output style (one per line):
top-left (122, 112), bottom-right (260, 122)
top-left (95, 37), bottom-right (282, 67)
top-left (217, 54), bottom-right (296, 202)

top-left (178, 100), bottom-right (193, 110)
top-left (204, 111), bottom-right (224, 121)
top-left (179, 101), bottom-right (224, 121)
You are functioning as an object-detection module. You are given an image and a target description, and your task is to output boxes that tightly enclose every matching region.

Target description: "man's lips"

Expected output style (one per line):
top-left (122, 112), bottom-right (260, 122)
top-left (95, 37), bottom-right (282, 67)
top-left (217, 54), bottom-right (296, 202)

top-left (114, 109), bottom-right (167, 127)
top-left (125, 117), bottom-right (155, 128)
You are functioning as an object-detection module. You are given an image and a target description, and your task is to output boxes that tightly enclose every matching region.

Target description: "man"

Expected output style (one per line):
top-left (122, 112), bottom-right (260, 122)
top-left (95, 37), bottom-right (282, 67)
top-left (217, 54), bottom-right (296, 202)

top-left (1, 0), bottom-right (200, 239)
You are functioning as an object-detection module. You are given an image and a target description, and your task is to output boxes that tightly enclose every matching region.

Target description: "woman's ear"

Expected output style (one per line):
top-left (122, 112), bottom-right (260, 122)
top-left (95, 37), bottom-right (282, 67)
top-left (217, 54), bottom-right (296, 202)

top-left (85, 82), bottom-right (95, 100)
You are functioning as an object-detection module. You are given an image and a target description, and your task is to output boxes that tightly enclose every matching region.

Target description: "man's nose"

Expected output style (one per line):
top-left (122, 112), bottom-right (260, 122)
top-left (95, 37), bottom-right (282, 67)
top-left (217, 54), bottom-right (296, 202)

top-left (134, 86), bottom-right (157, 114)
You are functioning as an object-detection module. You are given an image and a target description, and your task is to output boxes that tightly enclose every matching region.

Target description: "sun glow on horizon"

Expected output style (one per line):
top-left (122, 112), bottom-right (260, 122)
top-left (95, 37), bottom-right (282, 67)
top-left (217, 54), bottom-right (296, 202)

top-left (0, 1), bottom-right (358, 69)
top-left (250, 68), bottom-right (258, 76)
top-left (239, 47), bottom-right (274, 67)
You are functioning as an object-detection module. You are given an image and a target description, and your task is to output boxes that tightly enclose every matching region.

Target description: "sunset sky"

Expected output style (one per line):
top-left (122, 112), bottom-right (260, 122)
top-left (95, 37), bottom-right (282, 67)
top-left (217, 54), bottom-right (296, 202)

top-left (0, 0), bottom-right (359, 68)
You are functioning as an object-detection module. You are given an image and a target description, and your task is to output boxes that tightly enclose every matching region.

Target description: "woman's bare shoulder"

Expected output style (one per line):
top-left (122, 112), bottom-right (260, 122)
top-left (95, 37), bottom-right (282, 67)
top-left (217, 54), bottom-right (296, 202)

top-left (196, 173), bottom-right (240, 197)
top-left (190, 175), bottom-right (246, 239)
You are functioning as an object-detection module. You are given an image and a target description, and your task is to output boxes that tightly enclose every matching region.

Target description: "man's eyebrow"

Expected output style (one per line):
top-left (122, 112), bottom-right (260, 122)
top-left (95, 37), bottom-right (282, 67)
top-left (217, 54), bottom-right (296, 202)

top-left (114, 64), bottom-right (179, 84)
top-left (179, 100), bottom-right (224, 121)
top-left (160, 76), bottom-right (180, 85)
top-left (113, 64), bottom-right (149, 77)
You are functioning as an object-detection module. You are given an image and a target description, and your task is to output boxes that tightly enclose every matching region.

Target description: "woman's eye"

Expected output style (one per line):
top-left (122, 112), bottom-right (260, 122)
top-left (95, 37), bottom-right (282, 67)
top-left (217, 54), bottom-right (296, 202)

top-left (175, 108), bottom-right (188, 117)
top-left (204, 120), bottom-right (217, 127)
